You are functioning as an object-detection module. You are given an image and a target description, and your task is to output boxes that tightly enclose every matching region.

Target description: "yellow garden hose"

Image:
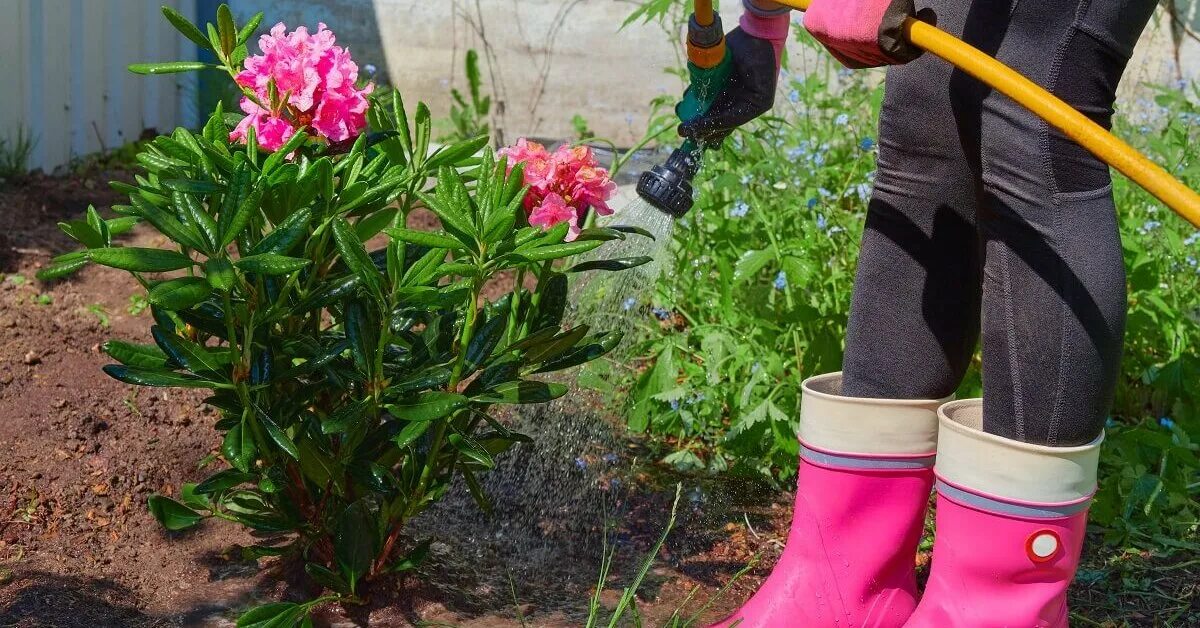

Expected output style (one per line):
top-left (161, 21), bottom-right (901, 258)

top-left (718, 0), bottom-right (1200, 228)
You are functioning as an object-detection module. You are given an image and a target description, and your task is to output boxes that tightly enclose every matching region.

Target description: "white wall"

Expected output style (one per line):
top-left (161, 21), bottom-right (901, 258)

top-left (0, 0), bottom-right (199, 174)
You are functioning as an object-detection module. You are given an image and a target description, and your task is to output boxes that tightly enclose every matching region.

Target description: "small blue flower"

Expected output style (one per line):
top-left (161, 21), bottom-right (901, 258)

top-left (773, 271), bottom-right (788, 291)
top-left (807, 197), bottom-right (818, 209)
top-left (859, 137), bottom-right (877, 151)
top-left (622, 297), bottom-right (637, 311)
top-left (816, 214), bottom-right (828, 231)
top-left (363, 63), bottom-right (378, 77)
top-left (818, 187), bottom-right (832, 197)
top-left (670, 398), bottom-right (681, 411)
top-left (789, 90), bottom-right (800, 103)
top-left (740, 174), bottom-right (753, 185)
top-left (854, 182), bottom-right (873, 201)
top-left (1183, 232), bottom-right (1199, 246)
top-left (574, 457), bottom-right (588, 470)
top-left (602, 453), bottom-right (618, 464)
top-left (787, 146), bottom-right (806, 160)
top-left (1139, 220), bottom-right (1162, 235)
top-left (730, 200), bottom-right (750, 218)
top-left (835, 113), bottom-right (849, 126)
top-left (1160, 416), bottom-right (1176, 429)
top-left (1105, 416), bottom-right (1116, 429)
top-left (652, 307), bottom-right (670, 321)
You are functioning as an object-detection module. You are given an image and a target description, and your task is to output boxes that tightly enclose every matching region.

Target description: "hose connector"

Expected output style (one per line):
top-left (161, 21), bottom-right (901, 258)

top-left (687, 13), bottom-right (726, 69)
top-left (637, 144), bottom-right (702, 217)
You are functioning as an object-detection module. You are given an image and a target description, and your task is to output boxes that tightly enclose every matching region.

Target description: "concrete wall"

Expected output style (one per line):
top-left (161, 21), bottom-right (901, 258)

top-left (0, 0), bottom-right (200, 174)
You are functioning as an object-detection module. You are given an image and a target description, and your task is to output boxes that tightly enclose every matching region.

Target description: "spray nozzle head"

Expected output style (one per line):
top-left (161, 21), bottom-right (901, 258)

top-left (637, 145), bottom-right (702, 218)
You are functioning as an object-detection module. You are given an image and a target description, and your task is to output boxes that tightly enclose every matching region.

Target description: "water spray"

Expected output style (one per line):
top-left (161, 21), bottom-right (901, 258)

top-left (636, 4), bottom-right (733, 218)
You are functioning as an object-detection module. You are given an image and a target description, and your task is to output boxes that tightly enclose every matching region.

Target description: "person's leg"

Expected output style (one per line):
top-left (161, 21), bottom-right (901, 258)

top-left (717, 3), bottom-right (981, 626)
top-left (975, 0), bottom-right (1155, 446)
top-left (840, 0), bottom-right (983, 400)
top-left (910, 2), bottom-right (1157, 625)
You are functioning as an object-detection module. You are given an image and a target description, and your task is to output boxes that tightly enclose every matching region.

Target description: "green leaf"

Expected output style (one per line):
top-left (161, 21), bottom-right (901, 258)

top-left (195, 469), bottom-right (256, 495)
top-left (304, 563), bottom-right (350, 594)
top-left (472, 380), bottom-right (567, 404)
top-left (259, 413), bottom-right (300, 460)
top-left (734, 249), bottom-right (774, 283)
top-left (386, 392), bottom-right (468, 422)
top-left (172, 192), bottom-right (219, 253)
top-left (163, 179), bottom-right (223, 194)
top-left (449, 432), bottom-right (495, 470)
top-left (36, 252), bottom-right (89, 281)
top-left (567, 256), bottom-right (652, 273)
top-left (532, 331), bottom-right (623, 374)
top-left (250, 208), bottom-right (313, 256)
top-left (216, 4), bottom-right (237, 55)
top-left (383, 227), bottom-right (464, 250)
top-left (102, 341), bottom-right (170, 370)
top-left (129, 195), bottom-right (208, 252)
top-left (335, 500), bottom-right (378, 593)
top-left (332, 218), bottom-right (384, 303)
top-left (149, 277), bottom-right (213, 310)
top-left (128, 61), bottom-right (216, 75)
top-left (59, 219), bottom-right (104, 249)
top-left (204, 258), bottom-right (237, 291)
top-left (261, 130), bottom-right (309, 177)
top-left (222, 420), bottom-right (257, 472)
top-left (414, 102), bottom-right (432, 166)
top-left (236, 602), bottom-right (306, 628)
top-left (88, 247), bottom-right (193, 272)
top-left (237, 12), bottom-right (265, 45)
top-left (219, 187), bottom-right (262, 249)
top-left (179, 483), bottom-right (213, 510)
top-left (147, 495), bottom-right (204, 531)
top-left (152, 326), bottom-right (229, 374)
top-left (234, 254), bottom-right (311, 276)
top-left (320, 399), bottom-right (370, 434)
top-left (161, 6), bottom-right (213, 51)
top-left (296, 437), bottom-right (345, 494)
top-left (392, 421), bottom-right (431, 448)
top-left (426, 135), bottom-right (489, 170)
top-left (102, 365), bottom-right (218, 388)
top-left (514, 239), bottom-right (603, 262)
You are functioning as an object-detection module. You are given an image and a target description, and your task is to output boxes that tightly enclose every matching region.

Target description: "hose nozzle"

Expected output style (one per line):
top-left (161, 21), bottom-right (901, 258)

top-left (637, 143), bottom-right (702, 217)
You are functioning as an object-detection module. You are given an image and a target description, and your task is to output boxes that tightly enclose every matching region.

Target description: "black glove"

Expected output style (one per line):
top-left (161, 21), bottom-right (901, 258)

top-left (677, 27), bottom-right (779, 148)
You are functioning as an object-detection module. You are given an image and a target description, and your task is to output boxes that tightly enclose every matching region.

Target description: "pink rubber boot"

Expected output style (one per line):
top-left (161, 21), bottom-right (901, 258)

top-left (906, 400), bottom-right (1102, 628)
top-left (715, 372), bottom-right (948, 628)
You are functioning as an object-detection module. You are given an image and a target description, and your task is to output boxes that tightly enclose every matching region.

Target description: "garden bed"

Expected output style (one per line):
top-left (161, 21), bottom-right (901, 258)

top-left (1, 171), bottom-right (1196, 627)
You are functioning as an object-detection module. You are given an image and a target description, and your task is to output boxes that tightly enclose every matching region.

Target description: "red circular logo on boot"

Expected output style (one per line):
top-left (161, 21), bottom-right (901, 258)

top-left (1026, 530), bottom-right (1061, 563)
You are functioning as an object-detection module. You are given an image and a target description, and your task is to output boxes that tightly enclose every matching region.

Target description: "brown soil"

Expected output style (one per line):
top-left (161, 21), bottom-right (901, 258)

top-left (1, 172), bottom-right (1194, 628)
top-left (0, 172), bottom-right (755, 627)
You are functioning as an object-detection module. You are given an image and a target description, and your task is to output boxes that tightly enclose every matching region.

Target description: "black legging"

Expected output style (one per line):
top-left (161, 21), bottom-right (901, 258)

top-left (841, 0), bottom-right (1157, 447)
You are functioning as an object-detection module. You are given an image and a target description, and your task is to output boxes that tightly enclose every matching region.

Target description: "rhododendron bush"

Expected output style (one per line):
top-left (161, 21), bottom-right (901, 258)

top-left (40, 5), bottom-right (649, 624)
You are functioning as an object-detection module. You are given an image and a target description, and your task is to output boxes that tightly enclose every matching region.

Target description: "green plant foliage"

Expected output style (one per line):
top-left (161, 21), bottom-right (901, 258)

top-left (441, 49), bottom-right (493, 143)
top-left (0, 127), bottom-right (36, 184)
top-left (622, 24), bottom-right (1199, 550)
top-left (41, 4), bottom-right (648, 623)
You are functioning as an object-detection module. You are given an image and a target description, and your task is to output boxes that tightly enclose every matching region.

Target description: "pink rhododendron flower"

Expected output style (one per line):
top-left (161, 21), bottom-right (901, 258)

top-left (230, 22), bottom-right (373, 150)
top-left (498, 139), bottom-right (616, 240)
top-left (528, 193), bottom-right (579, 240)
top-left (229, 98), bottom-right (297, 151)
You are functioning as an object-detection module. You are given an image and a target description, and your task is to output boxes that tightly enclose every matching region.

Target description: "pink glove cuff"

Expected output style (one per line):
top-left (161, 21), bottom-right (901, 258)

top-left (740, 10), bottom-right (790, 65)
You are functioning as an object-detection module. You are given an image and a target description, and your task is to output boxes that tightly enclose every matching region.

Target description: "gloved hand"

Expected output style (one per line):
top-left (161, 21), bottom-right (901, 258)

top-left (677, 8), bottom-right (789, 148)
top-left (802, 0), bottom-right (927, 68)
